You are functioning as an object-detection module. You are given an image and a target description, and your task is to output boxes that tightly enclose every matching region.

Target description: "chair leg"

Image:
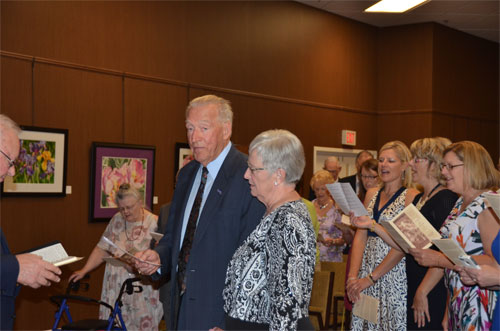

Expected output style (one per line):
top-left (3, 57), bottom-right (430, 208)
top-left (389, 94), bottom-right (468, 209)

top-left (333, 298), bottom-right (338, 330)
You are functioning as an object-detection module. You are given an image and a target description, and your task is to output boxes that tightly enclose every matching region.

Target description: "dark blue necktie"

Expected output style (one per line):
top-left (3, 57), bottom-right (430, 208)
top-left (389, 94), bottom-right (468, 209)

top-left (177, 166), bottom-right (208, 295)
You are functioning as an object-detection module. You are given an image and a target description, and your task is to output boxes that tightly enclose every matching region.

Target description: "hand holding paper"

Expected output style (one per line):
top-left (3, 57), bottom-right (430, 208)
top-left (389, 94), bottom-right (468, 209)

top-left (135, 249), bottom-right (162, 275)
top-left (102, 237), bottom-right (161, 267)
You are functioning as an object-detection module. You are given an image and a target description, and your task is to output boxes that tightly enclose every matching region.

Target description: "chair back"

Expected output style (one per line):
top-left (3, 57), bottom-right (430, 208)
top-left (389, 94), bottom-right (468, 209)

top-left (308, 270), bottom-right (334, 330)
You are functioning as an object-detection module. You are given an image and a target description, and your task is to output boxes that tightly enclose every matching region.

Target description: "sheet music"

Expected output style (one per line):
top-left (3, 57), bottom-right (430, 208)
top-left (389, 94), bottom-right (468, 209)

top-left (326, 182), bottom-right (368, 216)
top-left (150, 231), bottom-right (164, 242)
top-left (29, 242), bottom-right (83, 267)
top-left (484, 191), bottom-right (500, 219)
top-left (103, 256), bottom-right (130, 268)
top-left (352, 293), bottom-right (379, 324)
top-left (432, 238), bottom-right (480, 269)
top-left (102, 236), bottom-right (161, 267)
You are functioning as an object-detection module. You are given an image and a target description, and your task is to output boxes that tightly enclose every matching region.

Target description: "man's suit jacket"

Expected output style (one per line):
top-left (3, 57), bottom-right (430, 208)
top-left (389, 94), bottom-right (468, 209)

top-left (155, 203), bottom-right (172, 327)
top-left (1, 228), bottom-right (20, 330)
top-left (339, 174), bottom-right (357, 192)
top-left (155, 146), bottom-right (265, 330)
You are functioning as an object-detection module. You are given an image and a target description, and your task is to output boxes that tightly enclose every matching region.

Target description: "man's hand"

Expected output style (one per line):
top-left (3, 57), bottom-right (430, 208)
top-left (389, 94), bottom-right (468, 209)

top-left (16, 253), bottom-right (61, 288)
top-left (134, 249), bottom-right (161, 275)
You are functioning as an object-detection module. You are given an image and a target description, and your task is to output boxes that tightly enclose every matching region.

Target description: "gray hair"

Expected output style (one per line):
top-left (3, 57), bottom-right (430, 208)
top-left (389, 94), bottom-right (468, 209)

top-left (356, 150), bottom-right (374, 162)
top-left (115, 183), bottom-right (144, 206)
top-left (186, 95), bottom-right (233, 125)
top-left (249, 129), bottom-right (305, 185)
top-left (324, 156), bottom-right (340, 166)
top-left (0, 114), bottom-right (21, 144)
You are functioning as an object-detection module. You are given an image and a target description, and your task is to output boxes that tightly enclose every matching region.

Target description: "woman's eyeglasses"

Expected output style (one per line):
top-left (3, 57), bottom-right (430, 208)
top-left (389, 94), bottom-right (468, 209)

top-left (247, 164), bottom-right (265, 174)
top-left (439, 163), bottom-right (464, 171)
top-left (361, 175), bottom-right (378, 180)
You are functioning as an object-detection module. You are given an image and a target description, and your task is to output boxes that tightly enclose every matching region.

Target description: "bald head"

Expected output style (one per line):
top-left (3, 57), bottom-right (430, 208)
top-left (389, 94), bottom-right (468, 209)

top-left (0, 115), bottom-right (21, 182)
top-left (323, 156), bottom-right (341, 181)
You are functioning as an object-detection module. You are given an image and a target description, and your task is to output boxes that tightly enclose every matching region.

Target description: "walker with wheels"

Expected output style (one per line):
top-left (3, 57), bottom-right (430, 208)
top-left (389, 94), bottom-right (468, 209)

top-left (50, 276), bottom-right (143, 331)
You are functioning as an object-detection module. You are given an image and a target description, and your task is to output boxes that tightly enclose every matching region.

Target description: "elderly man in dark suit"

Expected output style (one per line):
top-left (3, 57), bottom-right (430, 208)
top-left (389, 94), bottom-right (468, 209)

top-left (0, 114), bottom-right (61, 330)
top-left (136, 95), bottom-right (265, 330)
top-left (339, 150), bottom-right (373, 194)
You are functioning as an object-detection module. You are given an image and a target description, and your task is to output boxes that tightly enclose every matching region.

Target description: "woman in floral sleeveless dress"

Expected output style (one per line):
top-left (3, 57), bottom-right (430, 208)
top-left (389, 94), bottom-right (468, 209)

top-left (409, 141), bottom-right (500, 330)
top-left (70, 184), bottom-right (163, 330)
top-left (348, 141), bottom-right (418, 330)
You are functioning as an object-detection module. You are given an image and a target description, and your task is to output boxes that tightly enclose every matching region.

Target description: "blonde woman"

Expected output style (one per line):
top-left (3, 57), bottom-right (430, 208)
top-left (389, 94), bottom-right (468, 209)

top-left (348, 141), bottom-right (418, 330)
top-left (310, 169), bottom-right (345, 262)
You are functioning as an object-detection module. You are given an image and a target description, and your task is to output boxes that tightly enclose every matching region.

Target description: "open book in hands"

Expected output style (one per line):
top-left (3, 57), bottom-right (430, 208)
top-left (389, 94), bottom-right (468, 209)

top-left (27, 241), bottom-right (83, 267)
top-left (379, 204), bottom-right (442, 253)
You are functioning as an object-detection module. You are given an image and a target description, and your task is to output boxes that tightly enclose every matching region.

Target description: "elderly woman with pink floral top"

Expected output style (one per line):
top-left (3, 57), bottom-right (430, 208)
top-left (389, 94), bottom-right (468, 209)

top-left (70, 184), bottom-right (162, 330)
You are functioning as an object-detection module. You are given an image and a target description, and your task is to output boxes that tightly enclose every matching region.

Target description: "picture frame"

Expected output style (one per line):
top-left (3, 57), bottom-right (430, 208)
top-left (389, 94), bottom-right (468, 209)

top-left (1, 126), bottom-right (68, 197)
top-left (174, 142), bottom-right (193, 182)
top-left (89, 142), bottom-right (155, 222)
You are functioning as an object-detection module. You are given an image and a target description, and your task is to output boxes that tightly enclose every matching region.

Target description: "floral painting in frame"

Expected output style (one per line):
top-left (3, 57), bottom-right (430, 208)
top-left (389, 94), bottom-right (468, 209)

top-left (1, 126), bottom-right (68, 196)
top-left (89, 142), bottom-right (155, 222)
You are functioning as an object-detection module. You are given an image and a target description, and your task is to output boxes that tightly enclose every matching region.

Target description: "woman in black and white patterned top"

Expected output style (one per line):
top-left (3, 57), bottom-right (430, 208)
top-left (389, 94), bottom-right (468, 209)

top-left (212, 129), bottom-right (316, 331)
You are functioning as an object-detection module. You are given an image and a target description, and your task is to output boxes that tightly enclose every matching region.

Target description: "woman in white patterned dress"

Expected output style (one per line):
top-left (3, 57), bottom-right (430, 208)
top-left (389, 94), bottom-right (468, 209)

top-left (214, 129), bottom-right (316, 331)
top-left (347, 141), bottom-right (418, 330)
top-left (69, 184), bottom-right (163, 330)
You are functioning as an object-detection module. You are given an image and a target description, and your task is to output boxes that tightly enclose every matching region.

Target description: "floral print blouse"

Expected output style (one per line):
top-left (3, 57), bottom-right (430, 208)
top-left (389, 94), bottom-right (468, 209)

top-left (440, 194), bottom-right (498, 331)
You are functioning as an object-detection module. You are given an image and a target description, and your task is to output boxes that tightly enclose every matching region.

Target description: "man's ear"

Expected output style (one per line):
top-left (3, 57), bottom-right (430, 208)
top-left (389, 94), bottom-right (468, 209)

top-left (222, 122), bottom-right (232, 140)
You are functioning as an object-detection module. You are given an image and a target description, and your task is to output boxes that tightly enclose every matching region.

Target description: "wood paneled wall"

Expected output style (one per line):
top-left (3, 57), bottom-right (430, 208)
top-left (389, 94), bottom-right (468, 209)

top-left (0, 1), bottom-right (498, 329)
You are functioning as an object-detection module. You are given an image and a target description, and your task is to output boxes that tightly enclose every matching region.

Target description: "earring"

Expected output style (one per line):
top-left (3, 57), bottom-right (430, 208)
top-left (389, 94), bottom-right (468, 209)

top-left (274, 181), bottom-right (278, 186)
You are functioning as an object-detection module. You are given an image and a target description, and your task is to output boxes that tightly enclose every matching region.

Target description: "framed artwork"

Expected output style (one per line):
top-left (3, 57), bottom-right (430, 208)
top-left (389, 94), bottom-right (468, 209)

top-left (1, 126), bottom-right (68, 196)
top-left (174, 142), bottom-right (193, 182)
top-left (89, 142), bottom-right (155, 222)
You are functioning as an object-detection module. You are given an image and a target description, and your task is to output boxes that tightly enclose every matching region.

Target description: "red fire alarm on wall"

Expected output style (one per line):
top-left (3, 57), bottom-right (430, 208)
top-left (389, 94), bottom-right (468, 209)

top-left (342, 130), bottom-right (356, 146)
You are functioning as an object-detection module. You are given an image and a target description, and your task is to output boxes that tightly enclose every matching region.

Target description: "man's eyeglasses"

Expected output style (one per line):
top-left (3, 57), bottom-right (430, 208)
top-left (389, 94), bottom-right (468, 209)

top-left (361, 175), bottom-right (378, 180)
top-left (247, 164), bottom-right (265, 174)
top-left (0, 149), bottom-right (15, 169)
top-left (439, 163), bottom-right (464, 171)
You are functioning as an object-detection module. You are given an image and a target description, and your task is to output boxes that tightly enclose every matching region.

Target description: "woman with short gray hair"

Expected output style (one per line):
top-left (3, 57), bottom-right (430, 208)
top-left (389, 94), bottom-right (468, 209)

top-left (70, 183), bottom-right (163, 330)
top-left (216, 129), bottom-right (316, 330)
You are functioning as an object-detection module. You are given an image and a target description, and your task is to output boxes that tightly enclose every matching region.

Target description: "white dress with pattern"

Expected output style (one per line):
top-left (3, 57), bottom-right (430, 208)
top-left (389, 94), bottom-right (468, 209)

top-left (351, 189), bottom-right (408, 331)
top-left (97, 211), bottom-right (163, 331)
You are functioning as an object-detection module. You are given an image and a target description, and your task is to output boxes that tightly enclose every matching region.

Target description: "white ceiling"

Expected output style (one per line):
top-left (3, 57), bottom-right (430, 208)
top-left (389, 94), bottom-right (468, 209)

top-left (296, 0), bottom-right (499, 43)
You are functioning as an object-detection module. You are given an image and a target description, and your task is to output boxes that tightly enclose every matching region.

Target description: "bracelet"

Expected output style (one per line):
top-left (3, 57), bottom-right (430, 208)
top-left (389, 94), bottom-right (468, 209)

top-left (370, 220), bottom-right (376, 232)
top-left (347, 277), bottom-right (357, 282)
top-left (368, 273), bottom-right (376, 284)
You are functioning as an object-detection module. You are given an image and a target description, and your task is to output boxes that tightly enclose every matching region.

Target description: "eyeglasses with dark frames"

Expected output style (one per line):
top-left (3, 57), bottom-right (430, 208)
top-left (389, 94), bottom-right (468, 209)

top-left (0, 149), bottom-right (15, 169)
top-left (247, 164), bottom-right (265, 174)
top-left (439, 163), bottom-right (464, 171)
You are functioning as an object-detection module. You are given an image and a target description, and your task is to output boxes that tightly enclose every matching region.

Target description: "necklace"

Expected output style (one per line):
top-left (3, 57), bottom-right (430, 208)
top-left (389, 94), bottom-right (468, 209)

top-left (317, 199), bottom-right (332, 210)
top-left (416, 183), bottom-right (441, 210)
top-left (124, 209), bottom-right (144, 241)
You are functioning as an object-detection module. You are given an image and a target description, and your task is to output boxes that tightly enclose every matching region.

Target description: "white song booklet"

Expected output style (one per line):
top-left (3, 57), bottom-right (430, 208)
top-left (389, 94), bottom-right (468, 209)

top-left (326, 182), bottom-right (368, 217)
top-left (352, 293), bottom-right (379, 324)
top-left (29, 241), bottom-right (83, 267)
